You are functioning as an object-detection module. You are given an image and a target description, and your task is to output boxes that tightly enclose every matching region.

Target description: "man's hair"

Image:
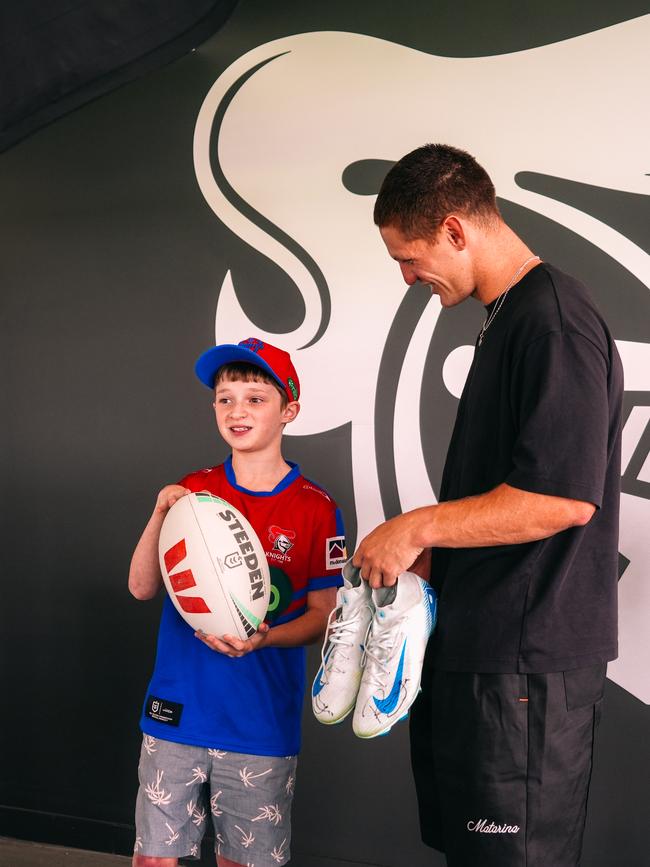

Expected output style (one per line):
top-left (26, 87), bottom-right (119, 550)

top-left (215, 362), bottom-right (288, 408)
top-left (373, 144), bottom-right (500, 239)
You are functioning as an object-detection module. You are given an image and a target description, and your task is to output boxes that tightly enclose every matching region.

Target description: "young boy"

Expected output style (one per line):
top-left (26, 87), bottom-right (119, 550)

top-left (128, 337), bottom-right (345, 867)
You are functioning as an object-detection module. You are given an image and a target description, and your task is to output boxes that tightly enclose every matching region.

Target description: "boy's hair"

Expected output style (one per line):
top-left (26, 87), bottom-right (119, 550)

top-left (215, 362), bottom-right (288, 408)
top-left (373, 143), bottom-right (501, 240)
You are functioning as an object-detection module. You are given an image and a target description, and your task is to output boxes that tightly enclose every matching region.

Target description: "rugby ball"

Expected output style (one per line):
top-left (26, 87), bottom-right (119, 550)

top-left (158, 492), bottom-right (270, 640)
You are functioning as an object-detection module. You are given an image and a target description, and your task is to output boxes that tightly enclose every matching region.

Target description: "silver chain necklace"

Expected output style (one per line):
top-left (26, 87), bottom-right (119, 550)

top-left (478, 255), bottom-right (540, 346)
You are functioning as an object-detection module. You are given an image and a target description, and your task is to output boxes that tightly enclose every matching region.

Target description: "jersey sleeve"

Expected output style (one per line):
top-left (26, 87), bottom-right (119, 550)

top-left (307, 502), bottom-right (346, 593)
top-left (506, 330), bottom-right (609, 507)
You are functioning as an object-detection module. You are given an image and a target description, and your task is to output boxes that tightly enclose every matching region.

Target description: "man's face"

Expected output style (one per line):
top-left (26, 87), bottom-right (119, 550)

top-left (379, 223), bottom-right (475, 308)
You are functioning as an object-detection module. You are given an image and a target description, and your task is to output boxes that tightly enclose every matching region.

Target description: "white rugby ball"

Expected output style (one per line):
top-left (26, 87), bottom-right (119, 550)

top-left (158, 492), bottom-right (270, 640)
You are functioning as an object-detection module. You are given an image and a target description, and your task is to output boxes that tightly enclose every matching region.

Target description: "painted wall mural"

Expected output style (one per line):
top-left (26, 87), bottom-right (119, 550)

top-left (194, 20), bottom-right (650, 704)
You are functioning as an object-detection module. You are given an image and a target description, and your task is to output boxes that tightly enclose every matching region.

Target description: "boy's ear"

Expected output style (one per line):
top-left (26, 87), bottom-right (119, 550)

top-left (282, 401), bottom-right (300, 424)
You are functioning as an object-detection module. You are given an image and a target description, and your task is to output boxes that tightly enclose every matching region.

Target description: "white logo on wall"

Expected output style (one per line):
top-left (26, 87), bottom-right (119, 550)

top-left (194, 23), bottom-right (650, 703)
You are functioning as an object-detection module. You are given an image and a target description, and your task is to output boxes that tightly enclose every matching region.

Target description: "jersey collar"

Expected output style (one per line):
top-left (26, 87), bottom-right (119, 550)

top-left (224, 454), bottom-right (301, 497)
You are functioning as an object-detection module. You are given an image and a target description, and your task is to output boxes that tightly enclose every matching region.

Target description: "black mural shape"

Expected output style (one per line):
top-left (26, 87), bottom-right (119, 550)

top-left (516, 172), bottom-right (650, 256)
top-left (244, 0), bottom-right (650, 60)
top-left (374, 281), bottom-right (434, 519)
top-left (208, 53), bottom-right (330, 347)
top-left (342, 159), bottom-right (395, 196)
top-left (618, 553), bottom-right (631, 581)
top-left (621, 392), bottom-right (650, 502)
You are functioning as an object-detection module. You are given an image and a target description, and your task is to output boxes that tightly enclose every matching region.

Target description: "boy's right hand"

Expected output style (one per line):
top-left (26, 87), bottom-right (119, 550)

top-left (155, 485), bottom-right (192, 514)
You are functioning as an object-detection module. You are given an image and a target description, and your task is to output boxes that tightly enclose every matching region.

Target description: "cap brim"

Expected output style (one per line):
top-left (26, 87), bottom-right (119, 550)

top-left (195, 344), bottom-right (286, 392)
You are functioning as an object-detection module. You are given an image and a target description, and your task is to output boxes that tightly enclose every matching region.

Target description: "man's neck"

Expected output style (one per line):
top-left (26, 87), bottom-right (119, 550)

top-left (230, 450), bottom-right (292, 492)
top-left (472, 224), bottom-right (539, 305)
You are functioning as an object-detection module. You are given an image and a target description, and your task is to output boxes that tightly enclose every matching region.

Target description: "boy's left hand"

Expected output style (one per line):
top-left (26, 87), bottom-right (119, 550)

top-left (195, 622), bottom-right (271, 657)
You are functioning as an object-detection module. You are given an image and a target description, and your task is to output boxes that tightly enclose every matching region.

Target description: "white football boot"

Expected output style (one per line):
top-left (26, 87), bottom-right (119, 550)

top-left (312, 560), bottom-right (374, 724)
top-left (352, 572), bottom-right (437, 739)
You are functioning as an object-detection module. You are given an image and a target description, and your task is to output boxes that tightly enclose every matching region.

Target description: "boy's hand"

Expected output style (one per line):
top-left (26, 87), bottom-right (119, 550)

top-left (195, 623), bottom-right (271, 657)
top-left (155, 485), bottom-right (192, 514)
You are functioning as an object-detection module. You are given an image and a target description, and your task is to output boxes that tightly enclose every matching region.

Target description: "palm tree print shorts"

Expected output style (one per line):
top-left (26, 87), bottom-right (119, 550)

top-left (134, 734), bottom-right (297, 864)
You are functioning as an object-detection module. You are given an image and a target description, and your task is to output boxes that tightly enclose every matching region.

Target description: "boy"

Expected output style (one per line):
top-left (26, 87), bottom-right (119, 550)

top-left (128, 337), bottom-right (345, 867)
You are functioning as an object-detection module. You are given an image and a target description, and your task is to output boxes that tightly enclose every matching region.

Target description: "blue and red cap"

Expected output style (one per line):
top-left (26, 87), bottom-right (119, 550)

top-left (195, 337), bottom-right (300, 402)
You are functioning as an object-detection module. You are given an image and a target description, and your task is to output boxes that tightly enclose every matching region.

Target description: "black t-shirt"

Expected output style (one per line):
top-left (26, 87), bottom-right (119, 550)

top-left (429, 263), bottom-right (623, 673)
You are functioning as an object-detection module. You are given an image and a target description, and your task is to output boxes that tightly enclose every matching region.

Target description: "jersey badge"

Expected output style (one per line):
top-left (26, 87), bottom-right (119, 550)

top-left (326, 536), bottom-right (347, 570)
top-left (268, 525), bottom-right (296, 554)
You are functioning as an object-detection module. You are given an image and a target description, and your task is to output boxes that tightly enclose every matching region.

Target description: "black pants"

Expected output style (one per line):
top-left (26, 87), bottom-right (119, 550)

top-left (410, 664), bottom-right (606, 867)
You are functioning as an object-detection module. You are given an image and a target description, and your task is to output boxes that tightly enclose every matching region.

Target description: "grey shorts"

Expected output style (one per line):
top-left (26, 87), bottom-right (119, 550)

top-left (134, 734), bottom-right (297, 864)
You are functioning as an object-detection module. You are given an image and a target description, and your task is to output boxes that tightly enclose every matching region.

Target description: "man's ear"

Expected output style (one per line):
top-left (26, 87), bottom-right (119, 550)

top-left (282, 401), bottom-right (300, 424)
top-left (441, 215), bottom-right (467, 250)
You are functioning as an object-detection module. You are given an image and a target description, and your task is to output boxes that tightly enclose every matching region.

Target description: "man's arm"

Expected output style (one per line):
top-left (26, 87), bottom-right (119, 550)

top-left (196, 587), bottom-right (338, 658)
top-left (128, 485), bottom-right (191, 600)
top-left (354, 482), bottom-right (595, 587)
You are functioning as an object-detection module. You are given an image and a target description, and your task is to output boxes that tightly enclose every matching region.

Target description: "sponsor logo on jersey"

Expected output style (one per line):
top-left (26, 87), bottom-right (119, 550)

top-left (326, 536), bottom-right (347, 570)
top-left (268, 525), bottom-right (296, 555)
top-left (302, 483), bottom-right (331, 501)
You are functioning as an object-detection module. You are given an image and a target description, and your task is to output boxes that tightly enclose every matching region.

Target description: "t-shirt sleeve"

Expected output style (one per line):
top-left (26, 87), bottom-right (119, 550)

top-left (307, 503), bottom-right (346, 593)
top-left (506, 330), bottom-right (609, 507)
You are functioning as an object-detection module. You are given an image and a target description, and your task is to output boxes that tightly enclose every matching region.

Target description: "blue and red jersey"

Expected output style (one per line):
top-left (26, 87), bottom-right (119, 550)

top-left (140, 457), bottom-right (345, 756)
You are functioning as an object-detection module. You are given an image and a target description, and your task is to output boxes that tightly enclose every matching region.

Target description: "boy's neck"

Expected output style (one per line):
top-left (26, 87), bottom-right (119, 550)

top-left (230, 450), bottom-right (293, 492)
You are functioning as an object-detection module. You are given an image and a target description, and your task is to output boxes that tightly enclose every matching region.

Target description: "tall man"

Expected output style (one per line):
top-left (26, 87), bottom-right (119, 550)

top-left (354, 144), bottom-right (623, 867)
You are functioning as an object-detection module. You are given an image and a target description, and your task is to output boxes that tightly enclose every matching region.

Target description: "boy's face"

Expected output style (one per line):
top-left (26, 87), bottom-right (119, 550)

top-left (213, 376), bottom-right (299, 454)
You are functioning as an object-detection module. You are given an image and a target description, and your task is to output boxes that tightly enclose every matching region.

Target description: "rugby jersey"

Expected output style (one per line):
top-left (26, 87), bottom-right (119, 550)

top-left (140, 457), bottom-right (345, 755)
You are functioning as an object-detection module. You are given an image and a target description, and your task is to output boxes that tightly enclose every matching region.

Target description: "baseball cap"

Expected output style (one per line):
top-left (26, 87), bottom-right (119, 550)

top-left (195, 337), bottom-right (300, 402)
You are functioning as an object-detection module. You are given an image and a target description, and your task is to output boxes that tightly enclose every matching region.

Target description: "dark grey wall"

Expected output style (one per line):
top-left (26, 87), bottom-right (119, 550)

top-left (1, 2), bottom-right (649, 865)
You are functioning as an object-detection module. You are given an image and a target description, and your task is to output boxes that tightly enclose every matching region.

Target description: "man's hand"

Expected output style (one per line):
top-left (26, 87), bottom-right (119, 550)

top-left (353, 512), bottom-right (424, 588)
top-left (195, 623), bottom-right (271, 658)
top-left (155, 484), bottom-right (192, 514)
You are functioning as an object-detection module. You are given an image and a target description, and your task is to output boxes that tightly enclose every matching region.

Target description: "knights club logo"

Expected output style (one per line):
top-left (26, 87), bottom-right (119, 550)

top-left (268, 525), bottom-right (296, 554)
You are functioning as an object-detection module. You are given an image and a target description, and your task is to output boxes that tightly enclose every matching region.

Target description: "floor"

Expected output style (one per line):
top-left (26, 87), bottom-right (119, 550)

top-left (0, 838), bottom-right (131, 866)
top-left (0, 838), bottom-right (368, 867)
